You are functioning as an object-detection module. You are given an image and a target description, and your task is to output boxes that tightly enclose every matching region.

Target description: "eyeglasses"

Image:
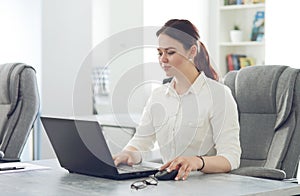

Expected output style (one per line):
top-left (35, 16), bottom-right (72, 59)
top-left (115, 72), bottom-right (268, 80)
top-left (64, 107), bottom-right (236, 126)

top-left (130, 176), bottom-right (158, 190)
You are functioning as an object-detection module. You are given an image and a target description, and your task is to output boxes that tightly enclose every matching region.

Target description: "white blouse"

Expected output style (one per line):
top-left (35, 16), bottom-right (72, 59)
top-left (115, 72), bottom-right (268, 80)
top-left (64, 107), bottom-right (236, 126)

top-left (127, 72), bottom-right (241, 170)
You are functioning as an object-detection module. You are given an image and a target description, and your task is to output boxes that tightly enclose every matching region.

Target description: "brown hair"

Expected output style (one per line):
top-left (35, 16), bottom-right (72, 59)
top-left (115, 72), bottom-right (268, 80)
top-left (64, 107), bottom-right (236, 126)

top-left (156, 19), bottom-right (218, 81)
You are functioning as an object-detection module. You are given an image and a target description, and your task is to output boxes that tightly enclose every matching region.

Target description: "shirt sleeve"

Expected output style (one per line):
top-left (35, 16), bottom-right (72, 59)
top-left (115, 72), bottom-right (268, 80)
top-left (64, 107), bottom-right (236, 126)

top-left (210, 85), bottom-right (241, 170)
top-left (126, 94), bottom-right (156, 153)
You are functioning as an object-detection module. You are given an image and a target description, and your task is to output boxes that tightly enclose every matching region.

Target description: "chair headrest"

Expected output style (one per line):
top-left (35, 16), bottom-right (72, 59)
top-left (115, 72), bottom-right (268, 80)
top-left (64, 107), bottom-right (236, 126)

top-left (0, 63), bottom-right (15, 104)
top-left (0, 63), bottom-right (36, 116)
top-left (233, 65), bottom-right (299, 129)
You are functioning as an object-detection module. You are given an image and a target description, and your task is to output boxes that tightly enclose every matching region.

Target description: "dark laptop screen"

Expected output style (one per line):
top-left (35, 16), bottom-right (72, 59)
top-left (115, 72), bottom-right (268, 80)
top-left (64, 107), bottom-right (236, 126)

top-left (41, 117), bottom-right (117, 176)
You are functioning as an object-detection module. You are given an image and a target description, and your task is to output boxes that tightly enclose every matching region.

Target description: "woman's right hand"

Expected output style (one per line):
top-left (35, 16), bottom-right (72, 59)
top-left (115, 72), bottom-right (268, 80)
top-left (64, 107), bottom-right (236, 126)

top-left (112, 146), bottom-right (141, 166)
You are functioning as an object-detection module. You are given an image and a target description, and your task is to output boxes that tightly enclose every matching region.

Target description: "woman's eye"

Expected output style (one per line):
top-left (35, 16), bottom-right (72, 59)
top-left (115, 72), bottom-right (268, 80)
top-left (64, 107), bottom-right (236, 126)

top-left (157, 50), bottom-right (175, 56)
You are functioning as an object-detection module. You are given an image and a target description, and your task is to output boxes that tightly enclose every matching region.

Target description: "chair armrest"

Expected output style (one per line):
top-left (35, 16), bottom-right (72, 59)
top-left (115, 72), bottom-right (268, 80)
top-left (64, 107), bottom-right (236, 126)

top-left (230, 167), bottom-right (286, 180)
top-left (0, 150), bottom-right (20, 163)
top-left (282, 178), bottom-right (299, 183)
top-left (0, 158), bottom-right (21, 163)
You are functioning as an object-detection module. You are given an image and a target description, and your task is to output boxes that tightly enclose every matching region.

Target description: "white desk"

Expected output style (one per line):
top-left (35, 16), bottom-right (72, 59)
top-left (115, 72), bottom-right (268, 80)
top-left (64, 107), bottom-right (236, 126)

top-left (0, 159), bottom-right (299, 195)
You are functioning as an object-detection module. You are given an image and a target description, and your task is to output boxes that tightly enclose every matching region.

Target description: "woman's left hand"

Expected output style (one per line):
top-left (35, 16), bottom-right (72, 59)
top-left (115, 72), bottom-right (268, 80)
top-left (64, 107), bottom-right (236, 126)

top-left (160, 156), bottom-right (203, 181)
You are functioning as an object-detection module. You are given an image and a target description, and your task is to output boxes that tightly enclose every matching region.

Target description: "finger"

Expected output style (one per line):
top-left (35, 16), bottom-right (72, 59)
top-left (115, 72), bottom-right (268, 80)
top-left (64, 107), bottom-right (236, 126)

top-left (114, 157), bottom-right (121, 166)
top-left (127, 156), bottom-right (134, 166)
top-left (168, 158), bottom-right (182, 171)
top-left (175, 164), bottom-right (188, 181)
top-left (160, 161), bottom-right (172, 171)
top-left (112, 153), bottom-right (122, 161)
top-left (182, 166), bottom-right (192, 181)
top-left (114, 156), bottom-right (128, 166)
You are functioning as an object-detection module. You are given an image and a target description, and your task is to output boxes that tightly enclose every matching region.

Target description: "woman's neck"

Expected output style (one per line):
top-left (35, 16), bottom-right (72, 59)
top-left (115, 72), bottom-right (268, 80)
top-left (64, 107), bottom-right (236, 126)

top-left (173, 68), bottom-right (200, 95)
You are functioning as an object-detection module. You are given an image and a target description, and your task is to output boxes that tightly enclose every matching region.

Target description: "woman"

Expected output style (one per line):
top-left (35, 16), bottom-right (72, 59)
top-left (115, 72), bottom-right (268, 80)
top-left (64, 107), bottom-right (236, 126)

top-left (113, 19), bottom-right (241, 181)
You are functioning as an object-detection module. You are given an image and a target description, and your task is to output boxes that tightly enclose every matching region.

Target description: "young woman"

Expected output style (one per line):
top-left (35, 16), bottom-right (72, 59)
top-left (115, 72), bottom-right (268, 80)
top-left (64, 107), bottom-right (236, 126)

top-left (113, 19), bottom-right (241, 181)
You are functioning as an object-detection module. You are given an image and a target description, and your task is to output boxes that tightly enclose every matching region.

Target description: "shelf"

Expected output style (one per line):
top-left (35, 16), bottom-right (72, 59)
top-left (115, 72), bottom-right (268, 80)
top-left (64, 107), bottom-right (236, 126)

top-left (217, 0), bottom-right (265, 77)
top-left (220, 41), bottom-right (265, 46)
top-left (220, 3), bottom-right (265, 10)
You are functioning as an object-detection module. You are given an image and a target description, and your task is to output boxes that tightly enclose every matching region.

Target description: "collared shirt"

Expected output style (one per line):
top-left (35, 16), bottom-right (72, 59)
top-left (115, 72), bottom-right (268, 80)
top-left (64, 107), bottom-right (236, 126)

top-left (127, 73), bottom-right (241, 170)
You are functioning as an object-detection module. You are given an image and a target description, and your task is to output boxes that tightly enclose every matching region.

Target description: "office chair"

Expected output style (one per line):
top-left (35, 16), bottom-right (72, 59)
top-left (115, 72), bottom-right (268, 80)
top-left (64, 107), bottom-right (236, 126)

top-left (0, 63), bottom-right (40, 162)
top-left (224, 65), bottom-right (300, 180)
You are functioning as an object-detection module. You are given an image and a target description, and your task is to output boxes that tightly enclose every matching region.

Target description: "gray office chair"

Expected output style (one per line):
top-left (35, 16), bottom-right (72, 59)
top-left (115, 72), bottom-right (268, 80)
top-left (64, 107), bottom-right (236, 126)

top-left (224, 65), bottom-right (300, 180)
top-left (0, 63), bottom-right (40, 162)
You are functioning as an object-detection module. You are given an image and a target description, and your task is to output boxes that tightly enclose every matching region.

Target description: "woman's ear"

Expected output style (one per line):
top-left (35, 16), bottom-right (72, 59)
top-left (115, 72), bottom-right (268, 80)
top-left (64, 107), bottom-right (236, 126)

top-left (189, 45), bottom-right (198, 59)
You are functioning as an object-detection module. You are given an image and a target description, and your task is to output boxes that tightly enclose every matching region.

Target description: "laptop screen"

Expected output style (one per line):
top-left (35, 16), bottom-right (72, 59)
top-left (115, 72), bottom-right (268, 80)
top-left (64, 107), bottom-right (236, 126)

top-left (41, 117), bottom-right (117, 175)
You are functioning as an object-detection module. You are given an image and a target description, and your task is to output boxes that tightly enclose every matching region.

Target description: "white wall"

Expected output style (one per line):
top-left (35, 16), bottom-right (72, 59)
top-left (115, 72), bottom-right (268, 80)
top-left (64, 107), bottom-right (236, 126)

top-left (0, 0), bottom-right (41, 71)
top-left (0, 0), bottom-right (41, 161)
top-left (92, 0), bottom-right (110, 48)
top-left (143, 0), bottom-right (209, 44)
top-left (265, 0), bottom-right (300, 68)
top-left (40, 0), bottom-right (93, 159)
top-left (42, 0), bottom-right (93, 117)
top-left (92, 0), bottom-right (144, 115)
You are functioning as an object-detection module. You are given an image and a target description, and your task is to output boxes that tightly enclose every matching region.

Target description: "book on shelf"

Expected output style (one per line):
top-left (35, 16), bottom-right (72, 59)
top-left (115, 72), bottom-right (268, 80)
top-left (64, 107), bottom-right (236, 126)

top-left (224, 0), bottom-right (242, 5)
top-left (224, 0), bottom-right (236, 5)
top-left (226, 54), bottom-right (255, 71)
top-left (226, 54), bottom-right (234, 71)
top-left (239, 57), bottom-right (256, 68)
top-left (251, 11), bottom-right (265, 42)
top-left (224, 0), bottom-right (264, 5)
top-left (252, 0), bottom-right (265, 4)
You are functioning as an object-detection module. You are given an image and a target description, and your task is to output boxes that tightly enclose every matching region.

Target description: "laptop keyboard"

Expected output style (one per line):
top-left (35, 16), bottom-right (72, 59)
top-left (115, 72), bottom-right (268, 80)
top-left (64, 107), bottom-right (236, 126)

top-left (117, 164), bottom-right (156, 174)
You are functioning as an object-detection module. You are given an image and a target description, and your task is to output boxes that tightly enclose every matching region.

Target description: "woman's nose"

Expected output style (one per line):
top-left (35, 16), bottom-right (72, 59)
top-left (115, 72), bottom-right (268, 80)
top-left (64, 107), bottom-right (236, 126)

top-left (160, 53), bottom-right (168, 63)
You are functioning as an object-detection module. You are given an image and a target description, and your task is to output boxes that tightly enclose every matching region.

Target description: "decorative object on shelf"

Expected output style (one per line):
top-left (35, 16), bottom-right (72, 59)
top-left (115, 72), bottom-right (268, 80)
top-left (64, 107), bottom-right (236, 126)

top-left (251, 11), bottom-right (265, 41)
top-left (230, 25), bottom-right (243, 42)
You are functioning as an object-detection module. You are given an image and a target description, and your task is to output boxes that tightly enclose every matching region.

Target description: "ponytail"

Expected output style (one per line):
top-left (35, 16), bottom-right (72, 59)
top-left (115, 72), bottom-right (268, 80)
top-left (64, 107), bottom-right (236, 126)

top-left (195, 41), bottom-right (219, 81)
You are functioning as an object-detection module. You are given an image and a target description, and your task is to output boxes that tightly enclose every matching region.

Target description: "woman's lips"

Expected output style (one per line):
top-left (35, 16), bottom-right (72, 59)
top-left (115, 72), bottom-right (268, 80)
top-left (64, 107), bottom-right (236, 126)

top-left (162, 65), bottom-right (172, 70)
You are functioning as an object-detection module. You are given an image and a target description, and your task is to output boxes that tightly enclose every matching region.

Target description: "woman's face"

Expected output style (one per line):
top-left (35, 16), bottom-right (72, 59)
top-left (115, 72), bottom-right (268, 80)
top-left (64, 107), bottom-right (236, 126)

top-left (157, 34), bottom-right (191, 77)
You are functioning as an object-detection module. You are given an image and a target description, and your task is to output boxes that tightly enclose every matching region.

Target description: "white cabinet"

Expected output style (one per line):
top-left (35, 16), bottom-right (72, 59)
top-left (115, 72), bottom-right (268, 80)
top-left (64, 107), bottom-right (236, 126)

top-left (217, 0), bottom-right (265, 77)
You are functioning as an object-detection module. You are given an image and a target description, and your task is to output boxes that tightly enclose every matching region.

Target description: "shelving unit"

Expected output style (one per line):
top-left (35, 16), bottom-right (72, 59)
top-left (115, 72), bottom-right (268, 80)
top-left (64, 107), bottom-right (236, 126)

top-left (217, 0), bottom-right (265, 77)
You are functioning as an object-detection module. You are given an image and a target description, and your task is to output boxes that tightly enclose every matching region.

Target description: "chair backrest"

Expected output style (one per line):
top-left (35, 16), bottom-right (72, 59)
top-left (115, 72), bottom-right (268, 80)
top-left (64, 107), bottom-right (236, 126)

top-left (224, 65), bottom-right (300, 178)
top-left (0, 63), bottom-right (40, 161)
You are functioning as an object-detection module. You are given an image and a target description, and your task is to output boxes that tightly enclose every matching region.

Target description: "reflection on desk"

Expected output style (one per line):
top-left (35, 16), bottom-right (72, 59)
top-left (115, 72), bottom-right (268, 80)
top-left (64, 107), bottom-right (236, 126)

top-left (0, 159), bottom-right (299, 195)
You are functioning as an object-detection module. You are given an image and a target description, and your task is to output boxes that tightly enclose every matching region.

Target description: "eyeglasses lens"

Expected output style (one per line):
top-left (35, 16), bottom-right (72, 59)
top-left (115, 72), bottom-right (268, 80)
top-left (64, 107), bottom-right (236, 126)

top-left (131, 181), bottom-right (147, 190)
top-left (145, 176), bottom-right (158, 185)
top-left (131, 177), bottom-right (158, 190)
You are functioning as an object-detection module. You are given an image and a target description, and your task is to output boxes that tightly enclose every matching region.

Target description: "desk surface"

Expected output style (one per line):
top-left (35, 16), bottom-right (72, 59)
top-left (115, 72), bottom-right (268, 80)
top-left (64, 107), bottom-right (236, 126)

top-left (0, 159), bottom-right (299, 196)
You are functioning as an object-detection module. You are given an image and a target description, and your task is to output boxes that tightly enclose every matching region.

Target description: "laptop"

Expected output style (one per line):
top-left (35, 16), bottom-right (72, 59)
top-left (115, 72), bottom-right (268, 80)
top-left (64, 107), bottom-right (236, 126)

top-left (41, 116), bottom-right (160, 180)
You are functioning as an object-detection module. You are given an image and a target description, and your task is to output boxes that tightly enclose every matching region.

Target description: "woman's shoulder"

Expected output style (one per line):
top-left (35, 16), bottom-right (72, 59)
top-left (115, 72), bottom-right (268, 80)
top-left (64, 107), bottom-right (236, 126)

top-left (204, 76), bottom-right (233, 96)
top-left (149, 82), bottom-right (171, 97)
